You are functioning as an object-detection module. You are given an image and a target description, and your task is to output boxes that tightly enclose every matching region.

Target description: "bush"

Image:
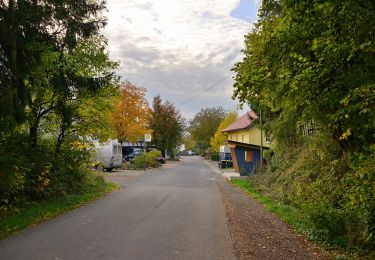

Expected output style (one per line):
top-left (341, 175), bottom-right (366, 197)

top-left (146, 149), bottom-right (162, 167)
top-left (0, 133), bottom-right (29, 212)
top-left (250, 135), bottom-right (375, 251)
top-left (133, 149), bottom-right (162, 170)
top-left (133, 154), bottom-right (146, 169)
top-left (210, 153), bottom-right (220, 161)
top-left (0, 134), bottom-right (97, 214)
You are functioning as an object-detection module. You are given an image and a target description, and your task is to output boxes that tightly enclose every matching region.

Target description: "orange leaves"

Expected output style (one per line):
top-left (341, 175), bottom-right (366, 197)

top-left (110, 81), bottom-right (150, 142)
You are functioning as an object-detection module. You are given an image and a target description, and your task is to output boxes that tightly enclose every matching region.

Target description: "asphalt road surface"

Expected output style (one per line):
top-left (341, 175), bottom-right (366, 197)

top-left (0, 156), bottom-right (236, 260)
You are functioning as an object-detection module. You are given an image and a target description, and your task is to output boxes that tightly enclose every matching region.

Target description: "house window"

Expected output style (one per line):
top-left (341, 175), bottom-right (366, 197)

top-left (241, 134), bottom-right (244, 142)
top-left (245, 150), bottom-right (253, 162)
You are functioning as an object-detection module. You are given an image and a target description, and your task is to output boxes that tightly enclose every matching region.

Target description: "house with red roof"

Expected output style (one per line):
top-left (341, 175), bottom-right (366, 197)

top-left (222, 111), bottom-right (271, 174)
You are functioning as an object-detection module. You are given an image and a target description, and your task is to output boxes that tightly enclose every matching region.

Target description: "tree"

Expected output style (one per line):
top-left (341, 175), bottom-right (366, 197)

top-left (27, 35), bottom-right (118, 151)
top-left (149, 96), bottom-right (184, 158)
top-left (182, 134), bottom-right (196, 151)
top-left (189, 106), bottom-right (227, 151)
top-left (232, 0), bottom-right (375, 151)
top-left (110, 81), bottom-right (150, 142)
top-left (0, 0), bottom-right (119, 205)
top-left (231, 0), bottom-right (375, 250)
top-left (0, 0), bottom-right (107, 131)
top-left (210, 110), bottom-right (238, 152)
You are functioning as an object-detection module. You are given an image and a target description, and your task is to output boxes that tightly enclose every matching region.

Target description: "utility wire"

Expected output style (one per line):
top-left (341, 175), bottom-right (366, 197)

top-left (178, 72), bottom-right (234, 106)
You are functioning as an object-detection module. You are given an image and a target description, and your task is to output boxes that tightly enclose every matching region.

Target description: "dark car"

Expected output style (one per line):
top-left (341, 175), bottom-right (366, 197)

top-left (123, 152), bottom-right (135, 161)
top-left (158, 156), bottom-right (166, 164)
top-left (146, 148), bottom-right (166, 164)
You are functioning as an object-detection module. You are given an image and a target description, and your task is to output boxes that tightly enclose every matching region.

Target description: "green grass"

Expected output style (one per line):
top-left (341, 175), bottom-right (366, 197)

top-left (0, 181), bottom-right (119, 240)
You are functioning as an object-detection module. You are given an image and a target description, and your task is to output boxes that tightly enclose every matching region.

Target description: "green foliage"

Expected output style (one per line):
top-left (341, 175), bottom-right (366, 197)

top-left (232, 0), bottom-right (375, 253)
top-left (210, 154), bottom-right (220, 161)
top-left (0, 135), bottom-right (97, 212)
top-left (0, 1), bottom-right (118, 213)
top-left (251, 136), bottom-right (375, 251)
top-left (233, 0), bottom-right (375, 151)
top-left (146, 149), bottom-right (162, 168)
top-left (0, 173), bottom-right (118, 240)
top-left (0, 0), bottom-right (108, 129)
top-left (149, 96), bottom-right (184, 159)
top-left (182, 134), bottom-right (196, 151)
top-left (133, 149), bottom-right (162, 170)
top-left (189, 106), bottom-right (227, 151)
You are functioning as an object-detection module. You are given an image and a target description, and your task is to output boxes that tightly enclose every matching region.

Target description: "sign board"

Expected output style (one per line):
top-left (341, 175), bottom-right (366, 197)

top-left (144, 134), bottom-right (152, 143)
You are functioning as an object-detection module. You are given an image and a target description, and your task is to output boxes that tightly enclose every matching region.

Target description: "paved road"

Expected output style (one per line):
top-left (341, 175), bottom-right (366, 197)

top-left (0, 156), bottom-right (236, 260)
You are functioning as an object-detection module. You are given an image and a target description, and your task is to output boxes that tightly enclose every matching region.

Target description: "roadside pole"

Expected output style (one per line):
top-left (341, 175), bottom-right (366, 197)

top-left (144, 134), bottom-right (152, 171)
top-left (143, 142), bottom-right (146, 171)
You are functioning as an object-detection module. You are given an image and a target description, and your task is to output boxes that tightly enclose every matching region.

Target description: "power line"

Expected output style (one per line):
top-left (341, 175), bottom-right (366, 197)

top-left (178, 72), bottom-right (234, 106)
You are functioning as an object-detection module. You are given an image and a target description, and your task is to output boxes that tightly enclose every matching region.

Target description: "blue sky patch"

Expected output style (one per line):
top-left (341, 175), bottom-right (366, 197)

top-left (230, 0), bottom-right (259, 22)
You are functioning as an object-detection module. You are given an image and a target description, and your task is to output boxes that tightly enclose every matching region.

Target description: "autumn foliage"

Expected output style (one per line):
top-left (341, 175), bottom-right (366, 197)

top-left (210, 111), bottom-right (238, 152)
top-left (111, 81), bottom-right (150, 142)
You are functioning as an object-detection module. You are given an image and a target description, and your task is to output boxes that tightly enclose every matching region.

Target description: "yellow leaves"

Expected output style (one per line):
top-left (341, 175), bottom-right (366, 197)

top-left (72, 141), bottom-right (88, 150)
top-left (110, 82), bottom-right (150, 142)
top-left (340, 96), bottom-right (350, 106)
top-left (339, 128), bottom-right (352, 140)
top-left (36, 164), bottom-right (51, 193)
top-left (210, 111), bottom-right (238, 152)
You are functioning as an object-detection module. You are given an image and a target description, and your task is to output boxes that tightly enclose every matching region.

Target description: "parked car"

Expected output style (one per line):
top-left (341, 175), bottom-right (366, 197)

top-left (123, 152), bottom-right (134, 161)
top-left (158, 156), bottom-right (166, 164)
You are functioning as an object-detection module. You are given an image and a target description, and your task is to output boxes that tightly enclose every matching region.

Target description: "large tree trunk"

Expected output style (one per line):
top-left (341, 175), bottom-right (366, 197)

top-left (29, 124), bottom-right (38, 148)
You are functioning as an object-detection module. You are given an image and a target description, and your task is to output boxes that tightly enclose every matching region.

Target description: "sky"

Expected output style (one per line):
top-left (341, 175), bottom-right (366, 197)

top-left (102, 0), bottom-right (260, 119)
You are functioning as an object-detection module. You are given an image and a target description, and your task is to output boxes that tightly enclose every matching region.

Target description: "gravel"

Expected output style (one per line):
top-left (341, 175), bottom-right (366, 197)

top-left (217, 178), bottom-right (331, 260)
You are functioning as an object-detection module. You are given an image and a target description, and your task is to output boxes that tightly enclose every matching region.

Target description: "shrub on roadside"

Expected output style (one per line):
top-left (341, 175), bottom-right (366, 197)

top-left (146, 149), bottom-right (162, 167)
top-left (0, 134), bottom-right (102, 214)
top-left (133, 149), bottom-right (162, 169)
top-left (250, 135), bottom-right (375, 251)
top-left (210, 153), bottom-right (220, 161)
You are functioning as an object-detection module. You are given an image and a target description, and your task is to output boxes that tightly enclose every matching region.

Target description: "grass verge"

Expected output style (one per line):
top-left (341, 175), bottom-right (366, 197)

top-left (0, 181), bottom-right (119, 240)
top-left (231, 178), bottom-right (309, 230)
top-left (230, 178), bottom-right (371, 259)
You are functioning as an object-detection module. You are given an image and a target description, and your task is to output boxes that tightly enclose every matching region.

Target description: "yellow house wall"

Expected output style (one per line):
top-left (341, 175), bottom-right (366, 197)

top-left (227, 127), bottom-right (271, 148)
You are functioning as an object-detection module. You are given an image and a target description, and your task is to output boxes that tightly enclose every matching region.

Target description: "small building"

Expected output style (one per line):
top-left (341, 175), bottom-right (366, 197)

top-left (222, 111), bottom-right (271, 174)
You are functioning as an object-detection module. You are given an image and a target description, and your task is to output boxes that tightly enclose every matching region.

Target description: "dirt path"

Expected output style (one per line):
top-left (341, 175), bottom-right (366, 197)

top-left (217, 178), bottom-right (330, 260)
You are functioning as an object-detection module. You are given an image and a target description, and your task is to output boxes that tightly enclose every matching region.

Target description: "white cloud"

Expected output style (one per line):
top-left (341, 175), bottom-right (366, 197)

top-left (102, 0), bottom-right (254, 119)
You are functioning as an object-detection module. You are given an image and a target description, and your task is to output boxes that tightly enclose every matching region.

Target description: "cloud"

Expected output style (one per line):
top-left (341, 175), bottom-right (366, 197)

top-left (102, 0), bottom-right (256, 119)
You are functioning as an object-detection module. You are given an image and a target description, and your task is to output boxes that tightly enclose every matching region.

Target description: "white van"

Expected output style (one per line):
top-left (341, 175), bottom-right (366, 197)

top-left (94, 139), bottom-right (122, 171)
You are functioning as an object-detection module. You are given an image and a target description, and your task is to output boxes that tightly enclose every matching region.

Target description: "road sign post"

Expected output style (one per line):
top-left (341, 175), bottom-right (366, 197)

top-left (144, 134), bottom-right (152, 143)
top-left (143, 134), bottom-right (152, 171)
